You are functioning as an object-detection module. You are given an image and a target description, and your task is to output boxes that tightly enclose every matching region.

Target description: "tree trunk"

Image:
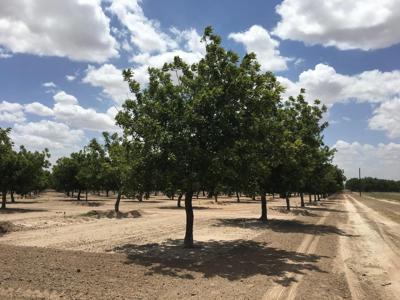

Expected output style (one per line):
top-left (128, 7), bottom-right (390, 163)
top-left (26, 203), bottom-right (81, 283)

top-left (1, 191), bottom-right (6, 209)
top-left (138, 193), bottom-right (143, 202)
top-left (272, 193), bottom-right (275, 199)
top-left (114, 191), bottom-right (121, 213)
top-left (85, 190), bottom-right (88, 201)
top-left (314, 194), bottom-right (317, 202)
top-left (259, 193), bottom-right (267, 222)
top-left (177, 193), bottom-right (183, 208)
top-left (317, 194), bottom-right (320, 201)
top-left (286, 195), bottom-right (291, 211)
top-left (11, 191), bottom-right (15, 203)
top-left (77, 189), bottom-right (81, 201)
top-left (309, 194), bottom-right (312, 203)
top-left (184, 190), bottom-right (194, 248)
top-left (106, 190), bottom-right (109, 197)
top-left (196, 191), bottom-right (199, 199)
top-left (300, 192), bottom-right (305, 207)
top-left (214, 194), bottom-right (218, 203)
top-left (236, 191), bottom-right (240, 203)
top-left (66, 191), bottom-right (70, 197)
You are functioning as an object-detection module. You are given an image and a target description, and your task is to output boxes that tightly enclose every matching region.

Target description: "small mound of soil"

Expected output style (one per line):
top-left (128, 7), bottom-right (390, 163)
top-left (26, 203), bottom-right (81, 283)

top-left (0, 221), bottom-right (17, 236)
top-left (83, 210), bottom-right (142, 219)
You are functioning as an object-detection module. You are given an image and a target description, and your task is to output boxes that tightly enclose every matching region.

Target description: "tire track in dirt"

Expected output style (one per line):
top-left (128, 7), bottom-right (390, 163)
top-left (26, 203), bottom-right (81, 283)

top-left (341, 194), bottom-right (400, 299)
top-left (262, 211), bottom-right (330, 300)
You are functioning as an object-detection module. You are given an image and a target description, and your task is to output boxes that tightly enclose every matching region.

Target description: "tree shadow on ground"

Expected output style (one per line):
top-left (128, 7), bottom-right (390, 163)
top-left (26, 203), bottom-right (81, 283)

top-left (270, 207), bottom-right (320, 217)
top-left (157, 206), bottom-right (221, 210)
top-left (73, 201), bottom-right (104, 207)
top-left (124, 200), bottom-right (163, 204)
top-left (7, 200), bottom-right (41, 204)
top-left (115, 238), bottom-right (326, 284)
top-left (213, 218), bottom-right (356, 237)
top-left (58, 198), bottom-right (109, 203)
top-left (0, 208), bottom-right (47, 214)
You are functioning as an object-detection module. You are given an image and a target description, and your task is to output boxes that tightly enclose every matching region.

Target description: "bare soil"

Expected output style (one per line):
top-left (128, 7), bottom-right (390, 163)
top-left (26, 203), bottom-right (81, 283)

top-left (0, 191), bottom-right (399, 299)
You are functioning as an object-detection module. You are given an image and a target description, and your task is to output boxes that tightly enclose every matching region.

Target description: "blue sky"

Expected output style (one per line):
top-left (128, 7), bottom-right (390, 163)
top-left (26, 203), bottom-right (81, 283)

top-left (0, 0), bottom-right (399, 179)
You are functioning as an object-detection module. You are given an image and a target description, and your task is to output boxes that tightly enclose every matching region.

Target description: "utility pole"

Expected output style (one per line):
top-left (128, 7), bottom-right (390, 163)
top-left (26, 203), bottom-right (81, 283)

top-left (359, 168), bottom-right (361, 197)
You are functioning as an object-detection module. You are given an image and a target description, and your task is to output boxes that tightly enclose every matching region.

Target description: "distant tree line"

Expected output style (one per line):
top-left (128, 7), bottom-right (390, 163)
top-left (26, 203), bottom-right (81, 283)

top-left (0, 128), bottom-right (50, 209)
top-left (346, 177), bottom-right (400, 192)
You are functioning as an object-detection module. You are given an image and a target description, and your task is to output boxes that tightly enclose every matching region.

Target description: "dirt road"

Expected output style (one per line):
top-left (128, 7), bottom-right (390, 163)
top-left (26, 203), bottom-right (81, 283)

top-left (1, 192), bottom-right (399, 299)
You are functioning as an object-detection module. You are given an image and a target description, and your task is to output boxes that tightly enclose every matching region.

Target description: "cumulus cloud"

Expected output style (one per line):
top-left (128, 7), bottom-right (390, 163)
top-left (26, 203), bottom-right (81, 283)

top-left (273, 0), bottom-right (400, 50)
top-left (3, 91), bottom-right (121, 162)
top-left (369, 98), bottom-right (400, 139)
top-left (83, 64), bottom-right (130, 104)
top-left (278, 64), bottom-right (400, 107)
top-left (0, 0), bottom-right (118, 62)
top-left (333, 140), bottom-right (400, 180)
top-left (0, 100), bottom-right (26, 123)
top-left (53, 103), bottom-right (117, 132)
top-left (53, 91), bottom-right (79, 105)
top-left (108, 0), bottom-right (178, 53)
top-left (229, 25), bottom-right (290, 72)
top-left (10, 120), bottom-right (85, 162)
top-left (24, 102), bottom-right (54, 117)
top-left (84, 17), bottom-right (206, 96)
top-left (99, 0), bottom-right (206, 90)
top-left (50, 91), bottom-right (119, 132)
top-left (3, 91), bottom-right (119, 134)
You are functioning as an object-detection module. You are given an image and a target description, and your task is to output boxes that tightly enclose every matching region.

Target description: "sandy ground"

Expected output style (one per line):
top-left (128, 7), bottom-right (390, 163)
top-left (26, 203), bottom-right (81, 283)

top-left (0, 191), bottom-right (399, 299)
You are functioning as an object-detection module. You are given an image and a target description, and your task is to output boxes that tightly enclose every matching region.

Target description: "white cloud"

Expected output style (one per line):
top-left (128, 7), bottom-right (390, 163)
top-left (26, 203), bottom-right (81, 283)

top-left (42, 82), bottom-right (56, 88)
top-left (11, 120), bottom-right (85, 162)
top-left (53, 91), bottom-right (79, 105)
top-left (83, 30), bottom-right (205, 100)
top-left (0, 100), bottom-right (25, 123)
top-left (279, 64), bottom-right (400, 107)
top-left (53, 102), bottom-right (117, 132)
top-left (12, 120), bottom-right (83, 146)
top-left (51, 91), bottom-right (119, 132)
top-left (369, 98), bottom-right (400, 139)
top-left (24, 102), bottom-right (54, 117)
top-left (130, 48), bottom-right (204, 85)
top-left (0, 111), bottom-right (25, 123)
top-left (66, 75), bottom-right (76, 81)
top-left (83, 64), bottom-right (130, 104)
top-left (333, 140), bottom-right (400, 180)
top-left (0, 0), bottom-right (118, 62)
top-left (0, 101), bottom-right (23, 112)
top-left (2, 92), bottom-right (118, 133)
top-left (108, 0), bottom-right (177, 53)
top-left (3, 92), bottom-right (121, 163)
top-left (104, 1), bottom-right (206, 89)
top-left (273, 0), bottom-right (400, 51)
top-left (127, 28), bottom-right (205, 86)
top-left (229, 25), bottom-right (289, 72)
